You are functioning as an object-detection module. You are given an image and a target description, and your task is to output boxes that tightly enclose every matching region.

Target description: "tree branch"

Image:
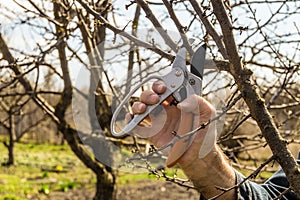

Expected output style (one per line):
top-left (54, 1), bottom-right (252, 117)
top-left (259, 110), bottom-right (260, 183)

top-left (162, 0), bottom-right (193, 54)
top-left (135, 0), bottom-right (178, 52)
top-left (210, 0), bottom-right (300, 197)
top-left (189, 0), bottom-right (228, 58)
top-left (76, 0), bottom-right (175, 60)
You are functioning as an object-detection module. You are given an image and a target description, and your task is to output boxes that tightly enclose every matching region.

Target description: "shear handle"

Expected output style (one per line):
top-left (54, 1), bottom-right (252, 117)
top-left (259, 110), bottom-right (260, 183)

top-left (110, 68), bottom-right (185, 137)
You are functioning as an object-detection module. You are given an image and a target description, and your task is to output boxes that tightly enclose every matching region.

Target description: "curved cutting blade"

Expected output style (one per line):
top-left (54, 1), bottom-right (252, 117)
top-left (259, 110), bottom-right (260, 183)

top-left (191, 44), bottom-right (206, 79)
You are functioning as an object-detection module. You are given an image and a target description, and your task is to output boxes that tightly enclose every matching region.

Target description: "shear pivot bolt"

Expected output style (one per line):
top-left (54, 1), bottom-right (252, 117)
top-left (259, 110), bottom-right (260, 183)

top-left (175, 69), bottom-right (182, 76)
top-left (171, 84), bottom-right (176, 88)
top-left (189, 79), bottom-right (195, 85)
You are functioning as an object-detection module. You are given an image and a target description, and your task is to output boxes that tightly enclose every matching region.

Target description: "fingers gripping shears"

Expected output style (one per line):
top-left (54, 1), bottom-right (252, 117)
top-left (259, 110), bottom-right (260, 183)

top-left (110, 44), bottom-right (206, 137)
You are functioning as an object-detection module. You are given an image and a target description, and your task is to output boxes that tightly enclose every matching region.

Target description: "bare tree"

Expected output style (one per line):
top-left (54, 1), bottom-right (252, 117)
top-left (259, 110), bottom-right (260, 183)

top-left (0, 0), bottom-right (116, 199)
top-left (0, 97), bottom-right (21, 166)
top-left (1, 0), bottom-right (299, 199)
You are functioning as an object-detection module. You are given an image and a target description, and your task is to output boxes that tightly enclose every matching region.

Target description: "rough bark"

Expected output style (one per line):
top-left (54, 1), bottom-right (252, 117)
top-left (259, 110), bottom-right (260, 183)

top-left (6, 112), bottom-right (15, 166)
top-left (211, 0), bottom-right (300, 197)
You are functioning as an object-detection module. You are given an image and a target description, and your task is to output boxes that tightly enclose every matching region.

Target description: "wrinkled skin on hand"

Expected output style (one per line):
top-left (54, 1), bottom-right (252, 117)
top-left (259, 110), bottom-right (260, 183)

top-left (127, 81), bottom-right (236, 199)
top-left (128, 80), bottom-right (217, 168)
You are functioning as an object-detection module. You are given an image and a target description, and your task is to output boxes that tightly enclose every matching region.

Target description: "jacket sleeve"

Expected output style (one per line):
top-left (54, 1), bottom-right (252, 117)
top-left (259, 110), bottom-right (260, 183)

top-left (235, 158), bottom-right (300, 200)
top-left (199, 156), bottom-right (300, 200)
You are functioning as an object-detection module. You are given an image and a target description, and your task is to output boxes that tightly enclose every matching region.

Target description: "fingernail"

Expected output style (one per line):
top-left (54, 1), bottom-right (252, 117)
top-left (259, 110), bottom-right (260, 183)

top-left (138, 103), bottom-right (145, 111)
top-left (150, 94), bottom-right (158, 102)
top-left (158, 84), bottom-right (164, 91)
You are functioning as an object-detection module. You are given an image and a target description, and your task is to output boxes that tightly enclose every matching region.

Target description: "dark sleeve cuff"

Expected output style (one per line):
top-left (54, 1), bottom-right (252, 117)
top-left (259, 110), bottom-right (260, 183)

top-left (235, 169), bottom-right (299, 200)
top-left (235, 170), bottom-right (273, 200)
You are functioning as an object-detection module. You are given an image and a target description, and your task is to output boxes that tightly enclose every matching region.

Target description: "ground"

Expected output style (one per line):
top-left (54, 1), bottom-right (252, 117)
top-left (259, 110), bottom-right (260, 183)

top-left (0, 142), bottom-right (199, 200)
top-left (3, 140), bottom-right (299, 200)
top-left (41, 180), bottom-right (199, 200)
top-left (116, 180), bottom-right (199, 200)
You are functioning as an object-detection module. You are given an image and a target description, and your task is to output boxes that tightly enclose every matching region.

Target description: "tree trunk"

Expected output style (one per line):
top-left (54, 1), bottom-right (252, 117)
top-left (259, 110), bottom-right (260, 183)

top-left (2, 112), bottom-right (15, 166)
top-left (52, 1), bottom-right (116, 200)
top-left (77, 1), bottom-right (117, 199)
top-left (94, 172), bottom-right (116, 200)
top-left (3, 133), bottom-right (14, 166)
top-left (211, 0), bottom-right (300, 196)
top-left (7, 128), bottom-right (14, 166)
top-left (5, 112), bottom-right (15, 166)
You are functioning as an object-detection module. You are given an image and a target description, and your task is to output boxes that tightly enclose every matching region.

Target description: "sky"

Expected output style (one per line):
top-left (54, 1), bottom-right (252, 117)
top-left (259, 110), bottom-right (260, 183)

top-left (1, 0), bottom-right (299, 90)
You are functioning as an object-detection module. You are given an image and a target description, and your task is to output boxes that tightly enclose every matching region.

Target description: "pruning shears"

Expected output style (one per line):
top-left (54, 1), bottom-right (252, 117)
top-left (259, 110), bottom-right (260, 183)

top-left (110, 44), bottom-right (206, 137)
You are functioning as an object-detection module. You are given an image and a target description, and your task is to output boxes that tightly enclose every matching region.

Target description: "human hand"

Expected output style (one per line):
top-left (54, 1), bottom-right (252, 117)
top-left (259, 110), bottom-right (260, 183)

top-left (129, 80), bottom-right (217, 168)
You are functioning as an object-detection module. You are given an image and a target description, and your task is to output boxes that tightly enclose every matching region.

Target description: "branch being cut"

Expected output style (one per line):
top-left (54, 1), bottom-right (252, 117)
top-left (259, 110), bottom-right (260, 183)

top-left (135, 0), bottom-right (178, 52)
top-left (189, 0), bottom-right (228, 59)
top-left (162, 0), bottom-right (193, 54)
top-left (76, 0), bottom-right (231, 72)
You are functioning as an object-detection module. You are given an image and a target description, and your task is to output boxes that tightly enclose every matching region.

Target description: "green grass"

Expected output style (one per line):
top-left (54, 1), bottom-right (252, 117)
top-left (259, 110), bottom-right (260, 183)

top-left (117, 173), bottom-right (155, 185)
top-left (0, 141), bottom-right (183, 199)
top-left (0, 142), bottom-right (95, 199)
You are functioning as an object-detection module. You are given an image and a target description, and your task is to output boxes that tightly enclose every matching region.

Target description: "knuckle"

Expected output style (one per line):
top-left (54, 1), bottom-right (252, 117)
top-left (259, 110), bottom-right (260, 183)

top-left (140, 90), bottom-right (153, 102)
top-left (152, 80), bottom-right (166, 93)
top-left (132, 102), bottom-right (141, 113)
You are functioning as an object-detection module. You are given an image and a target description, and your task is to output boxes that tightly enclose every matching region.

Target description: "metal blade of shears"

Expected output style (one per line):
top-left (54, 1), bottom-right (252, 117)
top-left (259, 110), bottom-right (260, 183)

top-left (191, 44), bottom-right (206, 79)
top-left (172, 47), bottom-right (187, 72)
